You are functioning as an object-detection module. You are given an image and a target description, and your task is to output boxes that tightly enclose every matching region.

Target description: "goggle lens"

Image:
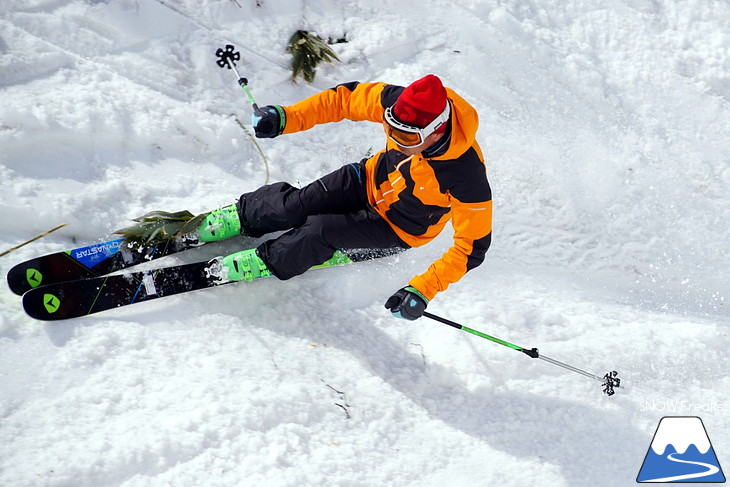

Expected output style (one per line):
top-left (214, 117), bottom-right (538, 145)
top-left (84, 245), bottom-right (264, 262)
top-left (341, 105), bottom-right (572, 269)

top-left (384, 124), bottom-right (423, 147)
top-left (383, 103), bottom-right (450, 148)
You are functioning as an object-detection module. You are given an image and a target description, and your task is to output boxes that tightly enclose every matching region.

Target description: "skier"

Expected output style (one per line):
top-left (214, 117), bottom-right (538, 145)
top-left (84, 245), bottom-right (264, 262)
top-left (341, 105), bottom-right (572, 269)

top-left (201, 74), bottom-right (492, 321)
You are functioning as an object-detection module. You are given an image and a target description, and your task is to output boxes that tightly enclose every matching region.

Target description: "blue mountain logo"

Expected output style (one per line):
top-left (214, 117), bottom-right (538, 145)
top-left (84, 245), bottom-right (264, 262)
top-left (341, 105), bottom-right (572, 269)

top-left (637, 416), bottom-right (726, 483)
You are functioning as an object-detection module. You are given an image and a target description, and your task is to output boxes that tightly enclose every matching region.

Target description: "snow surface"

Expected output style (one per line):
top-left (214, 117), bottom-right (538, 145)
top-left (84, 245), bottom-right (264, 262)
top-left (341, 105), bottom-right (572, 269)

top-left (1, 0), bottom-right (729, 485)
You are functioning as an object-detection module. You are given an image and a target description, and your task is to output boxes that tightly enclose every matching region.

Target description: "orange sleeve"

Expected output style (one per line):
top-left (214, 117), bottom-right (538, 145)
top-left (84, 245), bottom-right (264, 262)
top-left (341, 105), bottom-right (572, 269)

top-left (281, 82), bottom-right (387, 134)
top-left (408, 199), bottom-right (492, 301)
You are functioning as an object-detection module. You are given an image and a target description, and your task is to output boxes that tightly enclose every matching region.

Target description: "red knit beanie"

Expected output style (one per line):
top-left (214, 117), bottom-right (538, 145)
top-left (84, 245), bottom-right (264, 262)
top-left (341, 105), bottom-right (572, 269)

top-left (393, 74), bottom-right (448, 130)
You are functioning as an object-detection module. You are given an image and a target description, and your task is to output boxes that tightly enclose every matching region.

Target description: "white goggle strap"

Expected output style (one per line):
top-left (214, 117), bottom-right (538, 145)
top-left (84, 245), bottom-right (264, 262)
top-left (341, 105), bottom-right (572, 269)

top-left (421, 102), bottom-right (451, 136)
top-left (385, 102), bottom-right (451, 139)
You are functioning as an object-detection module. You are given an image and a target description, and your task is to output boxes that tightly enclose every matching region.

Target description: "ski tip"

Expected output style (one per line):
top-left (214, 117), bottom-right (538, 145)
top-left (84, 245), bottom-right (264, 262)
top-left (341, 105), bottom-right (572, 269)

top-left (22, 288), bottom-right (70, 321)
top-left (6, 263), bottom-right (37, 296)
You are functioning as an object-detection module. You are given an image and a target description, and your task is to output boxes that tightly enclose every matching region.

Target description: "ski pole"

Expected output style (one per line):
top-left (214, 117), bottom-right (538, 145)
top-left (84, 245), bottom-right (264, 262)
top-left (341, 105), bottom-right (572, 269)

top-left (422, 311), bottom-right (621, 396)
top-left (215, 44), bottom-right (261, 113)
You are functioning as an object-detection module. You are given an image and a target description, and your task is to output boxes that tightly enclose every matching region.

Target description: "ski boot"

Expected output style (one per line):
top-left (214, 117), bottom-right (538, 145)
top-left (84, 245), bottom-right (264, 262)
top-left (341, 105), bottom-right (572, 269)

top-left (197, 204), bottom-right (242, 243)
top-left (219, 249), bottom-right (271, 282)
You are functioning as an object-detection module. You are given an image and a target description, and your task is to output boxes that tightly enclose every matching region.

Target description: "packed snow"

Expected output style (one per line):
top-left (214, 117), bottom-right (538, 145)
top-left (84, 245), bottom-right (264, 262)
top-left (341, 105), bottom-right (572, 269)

top-left (1, 0), bottom-right (729, 486)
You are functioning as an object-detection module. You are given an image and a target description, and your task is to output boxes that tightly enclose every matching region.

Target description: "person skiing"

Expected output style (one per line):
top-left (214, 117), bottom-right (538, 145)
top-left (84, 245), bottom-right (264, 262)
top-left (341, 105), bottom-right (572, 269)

top-left (200, 74), bottom-right (492, 321)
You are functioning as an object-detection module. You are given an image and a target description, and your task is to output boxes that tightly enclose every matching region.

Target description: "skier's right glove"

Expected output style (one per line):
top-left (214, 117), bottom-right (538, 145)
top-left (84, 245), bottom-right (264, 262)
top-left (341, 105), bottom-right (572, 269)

top-left (384, 286), bottom-right (429, 321)
top-left (252, 105), bottom-right (286, 138)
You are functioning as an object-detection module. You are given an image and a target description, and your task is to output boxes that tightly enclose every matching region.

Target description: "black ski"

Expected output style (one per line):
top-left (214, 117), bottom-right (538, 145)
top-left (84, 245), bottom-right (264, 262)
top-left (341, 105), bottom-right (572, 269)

top-left (21, 248), bottom-right (401, 321)
top-left (6, 235), bottom-right (203, 296)
top-left (22, 259), bottom-right (227, 321)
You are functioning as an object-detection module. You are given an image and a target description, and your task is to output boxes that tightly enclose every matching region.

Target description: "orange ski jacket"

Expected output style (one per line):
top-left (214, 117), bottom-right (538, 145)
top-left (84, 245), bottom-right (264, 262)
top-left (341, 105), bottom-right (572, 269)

top-left (281, 81), bottom-right (492, 300)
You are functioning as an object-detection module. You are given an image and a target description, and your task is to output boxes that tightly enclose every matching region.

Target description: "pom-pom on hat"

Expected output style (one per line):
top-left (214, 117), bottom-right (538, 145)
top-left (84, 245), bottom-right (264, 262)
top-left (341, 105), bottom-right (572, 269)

top-left (393, 74), bottom-right (448, 130)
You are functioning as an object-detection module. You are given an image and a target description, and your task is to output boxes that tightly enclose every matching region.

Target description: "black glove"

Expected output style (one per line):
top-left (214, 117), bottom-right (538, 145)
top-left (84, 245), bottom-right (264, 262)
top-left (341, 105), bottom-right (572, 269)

top-left (251, 105), bottom-right (286, 138)
top-left (384, 286), bottom-right (428, 321)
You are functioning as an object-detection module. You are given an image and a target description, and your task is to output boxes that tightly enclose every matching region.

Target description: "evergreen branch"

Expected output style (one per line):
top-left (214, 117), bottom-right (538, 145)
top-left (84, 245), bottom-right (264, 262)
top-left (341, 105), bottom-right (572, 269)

top-left (287, 30), bottom-right (341, 82)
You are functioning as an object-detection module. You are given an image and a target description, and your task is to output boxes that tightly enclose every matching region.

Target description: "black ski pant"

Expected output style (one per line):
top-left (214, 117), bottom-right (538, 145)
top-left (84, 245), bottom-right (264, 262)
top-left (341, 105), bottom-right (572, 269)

top-left (236, 161), bottom-right (408, 280)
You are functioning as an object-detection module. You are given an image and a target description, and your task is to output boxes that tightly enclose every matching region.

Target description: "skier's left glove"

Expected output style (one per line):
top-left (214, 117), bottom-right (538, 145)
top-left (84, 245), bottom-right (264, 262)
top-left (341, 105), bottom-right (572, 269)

top-left (252, 105), bottom-right (286, 138)
top-left (384, 286), bottom-right (428, 321)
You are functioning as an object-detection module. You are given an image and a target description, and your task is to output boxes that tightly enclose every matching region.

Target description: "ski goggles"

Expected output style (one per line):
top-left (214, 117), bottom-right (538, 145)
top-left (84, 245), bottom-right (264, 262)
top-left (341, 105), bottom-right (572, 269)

top-left (383, 102), bottom-right (451, 148)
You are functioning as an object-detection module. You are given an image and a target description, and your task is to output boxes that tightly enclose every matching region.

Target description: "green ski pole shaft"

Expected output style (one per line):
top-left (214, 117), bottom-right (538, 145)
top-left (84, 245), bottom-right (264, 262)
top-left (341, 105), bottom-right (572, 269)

top-left (422, 311), bottom-right (620, 396)
top-left (228, 63), bottom-right (260, 113)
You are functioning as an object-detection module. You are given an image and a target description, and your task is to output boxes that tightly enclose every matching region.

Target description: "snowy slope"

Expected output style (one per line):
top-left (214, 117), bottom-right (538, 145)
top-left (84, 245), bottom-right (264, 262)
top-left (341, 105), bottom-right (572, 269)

top-left (1, 0), bottom-right (729, 486)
